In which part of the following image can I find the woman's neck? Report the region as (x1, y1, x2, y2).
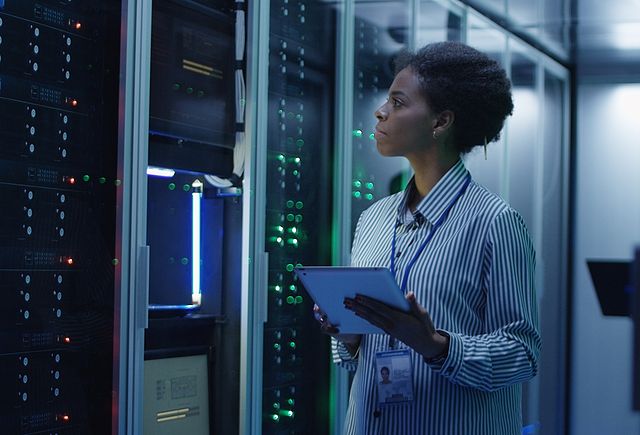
(407, 150, 459, 211)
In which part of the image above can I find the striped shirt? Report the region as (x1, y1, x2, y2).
(333, 160, 540, 435)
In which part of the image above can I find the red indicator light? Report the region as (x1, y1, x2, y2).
(68, 177, 76, 185)
(75, 22, 82, 30)
(64, 336, 71, 343)
(62, 414, 70, 422)
(66, 258, 74, 265)
(71, 99, 78, 107)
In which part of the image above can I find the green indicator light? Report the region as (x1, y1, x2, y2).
(181, 257, 189, 265)
(369, 133, 375, 140)
(168, 183, 176, 190)
(277, 154, 285, 162)
(295, 201, 303, 209)
(287, 238, 298, 246)
(186, 87, 194, 94)
(352, 129, 363, 138)
(273, 343, 281, 350)
(294, 214, 303, 223)
(295, 139, 304, 147)
(114, 179, 122, 186)
(286, 200, 295, 208)
(275, 226, 284, 233)
(287, 398, 295, 406)
(99, 177, 106, 184)
(293, 157, 301, 164)
(365, 182, 374, 189)
(288, 227, 297, 234)
(293, 170, 299, 176)
(273, 402, 280, 410)
(183, 184, 190, 192)
(286, 214, 295, 222)
(82, 175, 90, 182)
(271, 414, 279, 422)
(278, 410, 294, 418)
(172, 83, 180, 91)
(365, 193, 374, 201)
(286, 296, 295, 304)
(111, 258, 119, 266)
(289, 285, 296, 292)
(278, 109, 284, 117)
(295, 295, 303, 304)
(353, 191, 362, 198)
(296, 263, 303, 268)
(353, 180, 362, 188)
(286, 264, 294, 272)
(289, 341, 296, 349)
(273, 285, 282, 293)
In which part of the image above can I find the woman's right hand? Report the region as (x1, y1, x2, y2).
(313, 304, 361, 347)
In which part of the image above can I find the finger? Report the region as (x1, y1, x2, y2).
(406, 292, 424, 318)
(349, 302, 394, 331)
(320, 321, 340, 335)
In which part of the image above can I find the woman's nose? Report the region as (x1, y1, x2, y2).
(375, 105, 386, 120)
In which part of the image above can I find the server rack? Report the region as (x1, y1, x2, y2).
(0, 1, 125, 433)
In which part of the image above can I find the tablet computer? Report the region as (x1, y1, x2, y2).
(294, 266, 410, 334)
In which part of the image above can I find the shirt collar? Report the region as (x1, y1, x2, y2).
(397, 159, 470, 226)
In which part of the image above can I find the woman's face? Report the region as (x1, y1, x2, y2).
(374, 67, 436, 158)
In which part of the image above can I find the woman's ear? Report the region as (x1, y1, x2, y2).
(433, 110, 455, 136)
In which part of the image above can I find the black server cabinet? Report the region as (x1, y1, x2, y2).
(0, 1, 122, 434)
(263, 1, 335, 434)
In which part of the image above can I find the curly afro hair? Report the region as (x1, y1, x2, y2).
(394, 41, 514, 154)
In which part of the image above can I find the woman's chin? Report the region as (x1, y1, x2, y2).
(376, 143, 398, 157)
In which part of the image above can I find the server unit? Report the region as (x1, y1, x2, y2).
(0, 1, 122, 433)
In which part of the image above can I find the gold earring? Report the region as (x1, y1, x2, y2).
(484, 137, 488, 160)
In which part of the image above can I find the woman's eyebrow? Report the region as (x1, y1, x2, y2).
(389, 90, 411, 100)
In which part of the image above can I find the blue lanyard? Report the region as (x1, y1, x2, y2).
(389, 175, 471, 293)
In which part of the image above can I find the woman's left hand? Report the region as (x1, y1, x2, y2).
(344, 291, 448, 359)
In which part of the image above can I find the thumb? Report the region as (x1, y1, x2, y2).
(406, 292, 423, 317)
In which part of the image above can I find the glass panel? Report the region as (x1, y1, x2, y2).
(264, 1, 337, 433)
(351, 0, 411, 235)
(463, 14, 507, 196)
(416, 1, 463, 46)
(507, 43, 538, 232)
(537, 69, 568, 434)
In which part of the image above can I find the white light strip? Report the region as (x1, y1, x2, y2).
(146, 166, 175, 178)
(192, 179, 203, 305)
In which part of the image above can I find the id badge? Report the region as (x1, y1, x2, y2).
(375, 349, 414, 406)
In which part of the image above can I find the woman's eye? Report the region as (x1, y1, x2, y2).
(392, 99, 402, 107)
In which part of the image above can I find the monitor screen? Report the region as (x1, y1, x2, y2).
(143, 354, 210, 435)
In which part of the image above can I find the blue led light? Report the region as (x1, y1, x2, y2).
(192, 179, 203, 305)
(146, 166, 175, 178)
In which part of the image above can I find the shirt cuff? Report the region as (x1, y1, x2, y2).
(332, 337, 359, 364)
(426, 330, 462, 379)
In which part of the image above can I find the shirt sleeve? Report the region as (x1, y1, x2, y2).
(331, 337, 359, 371)
(428, 208, 541, 392)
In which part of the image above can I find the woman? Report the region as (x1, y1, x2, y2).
(316, 41, 540, 434)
